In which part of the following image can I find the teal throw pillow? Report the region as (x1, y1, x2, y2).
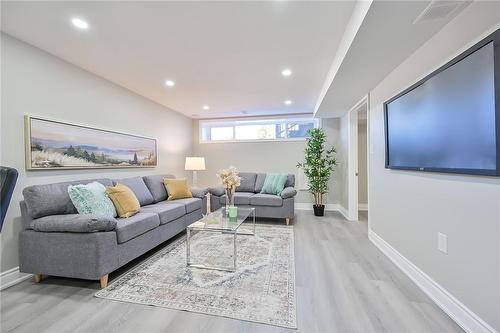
(68, 182, 117, 218)
(260, 173, 288, 195)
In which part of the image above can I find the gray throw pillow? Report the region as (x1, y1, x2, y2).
(113, 177, 154, 206)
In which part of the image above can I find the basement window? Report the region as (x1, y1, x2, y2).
(199, 115, 319, 143)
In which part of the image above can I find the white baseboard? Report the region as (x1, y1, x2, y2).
(368, 229, 498, 333)
(0, 267, 32, 291)
(294, 202, 340, 211)
(358, 203, 368, 211)
(295, 203, 351, 220)
(338, 205, 349, 219)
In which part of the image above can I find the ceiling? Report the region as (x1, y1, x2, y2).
(314, 0, 470, 118)
(1, 1, 356, 119)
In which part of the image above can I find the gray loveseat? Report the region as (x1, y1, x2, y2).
(19, 174, 207, 288)
(209, 172, 297, 225)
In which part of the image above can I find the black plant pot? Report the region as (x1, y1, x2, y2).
(313, 204, 325, 216)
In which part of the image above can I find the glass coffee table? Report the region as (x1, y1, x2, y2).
(186, 207, 256, 272)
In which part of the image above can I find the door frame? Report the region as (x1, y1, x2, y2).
(347, 94, 369, 221)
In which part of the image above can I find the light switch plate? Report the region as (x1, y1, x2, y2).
(438, 232, 448, 254)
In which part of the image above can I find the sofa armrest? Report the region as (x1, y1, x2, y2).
(30, 214, 117, 233)
(281, 187, 297, 199)
(209, 186, 225, 197)
(190, 187, 209, 199)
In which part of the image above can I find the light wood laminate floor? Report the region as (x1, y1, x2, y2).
(0, 210, 463, 333)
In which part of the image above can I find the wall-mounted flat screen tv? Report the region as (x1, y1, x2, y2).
(384, 29, 499, 176)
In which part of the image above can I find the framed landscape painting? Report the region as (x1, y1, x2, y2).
(25, 116, 157, 170)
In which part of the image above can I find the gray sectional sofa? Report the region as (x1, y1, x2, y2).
(209, 172, 297, 225)
(19, 174, 207, 288)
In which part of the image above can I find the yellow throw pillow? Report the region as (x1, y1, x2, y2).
(106, 183, 140, 218)
(163, 178, 192, 200)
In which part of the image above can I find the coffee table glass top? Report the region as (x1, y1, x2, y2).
(188, 207, 254, 232)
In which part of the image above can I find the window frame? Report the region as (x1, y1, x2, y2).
(198, 115, 320, 144)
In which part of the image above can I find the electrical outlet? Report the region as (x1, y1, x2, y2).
(438, 232, 448, 254)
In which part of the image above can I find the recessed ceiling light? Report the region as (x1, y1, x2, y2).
(281, 68, 292, 77)
(165, 80, 175, 87)
(71, 18, 89, 30)
(203, 105, 210, 110)
(284, 100, 292, 105)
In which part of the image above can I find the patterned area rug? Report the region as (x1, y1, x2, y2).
(95, 224, 297, 328)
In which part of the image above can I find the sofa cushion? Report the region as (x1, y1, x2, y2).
(115, 212, 160, 243)
(209, 186, 225, 197)
(190, 187, 209, 198)
(261, 173, 288, 195)
(113, 177, 154, 206)
(30, 214, 117, 233)
(219, 192, 254, 205)
(164, 197, 202, 213)
(141, 203, 185, 225)
(250, 193, 283, 207)
(255, 173, 295, 192)
(254, 173, 266, 193)
(68, 182, 117, 218)
(142, 174, 176, 203)
(23, 178, 113, 219)
(236, 172, 257, 192)
(280, 187, 297, 199)
(106, 183, 141, 218)
(285, 174, 295, 187)
(164, 178, 192, 200)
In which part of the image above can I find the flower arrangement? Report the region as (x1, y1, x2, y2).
(217, 166, 241, 207)
(217, 166, 241, 190)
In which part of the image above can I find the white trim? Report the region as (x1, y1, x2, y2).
(314, 0, 373, 115)
(198, 115, 320, 144)
(345, 95, 370, 222)
(358, 203, 368, 211)
(337, 205, 350, 220)
(366, 93, 372, 231)
(368, 229, 498, 333)
(295, 203, 340, 211)
(197, 113, 314, 122)
(199, 137, 308, 144)
(348, 105, 359, 221)
(0, 267, 32, 290)
(295, 203, 350, 220)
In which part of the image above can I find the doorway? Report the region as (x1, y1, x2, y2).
(357, 108, 368, 222)
(346, 95, 369, 222)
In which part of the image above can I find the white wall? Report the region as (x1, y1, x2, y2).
(358, 119, 367, 205)
(0, 34, 193, 273)
(192, 118, 343, 207)
(369, 3, 500, 331)
(338, 113, 349, 212)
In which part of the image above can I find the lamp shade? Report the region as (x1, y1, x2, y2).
(185, 157, 205, 171)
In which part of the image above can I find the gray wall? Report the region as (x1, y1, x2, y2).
(358, 120, 367, 205)
(192, 118, 342, 206)
(0, 34, 193, 273)
(368, 3, 500, 330)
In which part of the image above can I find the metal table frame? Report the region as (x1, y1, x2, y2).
(186, 208, 255, 272)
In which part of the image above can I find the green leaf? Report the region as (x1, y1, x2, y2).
(297, 128, 337, 204)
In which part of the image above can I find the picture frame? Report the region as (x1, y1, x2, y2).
(24, 115, 158, 170)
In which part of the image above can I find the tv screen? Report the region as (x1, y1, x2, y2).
(384, 34, 499, 176)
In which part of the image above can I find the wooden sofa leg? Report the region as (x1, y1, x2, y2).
(100, 275, 108, 289)
(34, 273, 42, 283)
(286, 218, 290, 225)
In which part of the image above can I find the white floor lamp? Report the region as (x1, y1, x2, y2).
(185, 157, 205, 187)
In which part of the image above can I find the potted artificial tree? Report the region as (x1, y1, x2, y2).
(297, 128, 337, 216)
